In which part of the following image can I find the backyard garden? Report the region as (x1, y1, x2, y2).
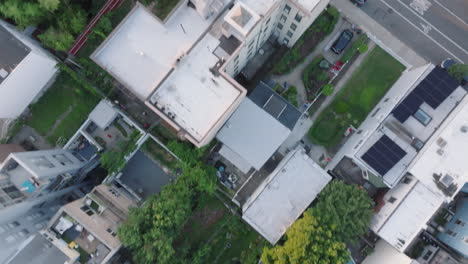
(175, 195, 267, 264)
(26, 71, 100, 146)
(302, 55, 333, 100)
(308, 46, 406, 149)
(272, 6, 340, 75)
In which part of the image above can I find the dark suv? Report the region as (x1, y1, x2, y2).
(331, 30, 354, 54)
(350, 0, 367, 6)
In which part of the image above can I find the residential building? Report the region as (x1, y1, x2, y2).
(327, 64, 468, 254)
(4, 230, 79, 264)
(241, 146, 331, 244)
(0, 148, 87, 209)
(222, 0, 330, 76)
(437, 198, 468, 259)
(362, 240, 419, 264)
(216, 81, 301, 174)
(0, 21, 58, 119)
(91, 0, 329, 147)
(48, 184, 137, 263)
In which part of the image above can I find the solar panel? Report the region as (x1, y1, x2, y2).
(361, 135, 407, 176)
(391, 66, 459, 122)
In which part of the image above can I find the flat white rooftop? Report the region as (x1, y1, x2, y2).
(409, 96, 468, 201)
(92, 3, 223, 100)
(294, 0, 322, 12)
(362, 240, 414, 264)
(371, 180, 444, 252)
(149, 33, 243, 142)
(242, 146, 331, 244)
(240, 0, 277, 17)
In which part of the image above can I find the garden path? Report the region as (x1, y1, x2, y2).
(271, 17, 346, 108)
(311, 41, 376, 121)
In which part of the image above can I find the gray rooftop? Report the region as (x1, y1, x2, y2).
(217, 98, 291, 170)
(0, 24, 30, 84)
(7, 234, 69, 264)
(117, 150, 171, 200)
(249, 82, 301, 130)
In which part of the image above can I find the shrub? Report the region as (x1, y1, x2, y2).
(358, 43, 368, 53)
(333, 101, 349, 113)
(322, 84, 334, 96)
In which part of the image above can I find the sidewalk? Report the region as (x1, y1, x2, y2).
(271, 17, 348, 107)
(331, 0, 427, 68)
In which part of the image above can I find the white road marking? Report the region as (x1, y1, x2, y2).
(379, 0, 465, 63)
(409, 0, 431, 15)
(420, 23, 432, 34)
(433, 0, 468, 26)
(396, 0, 468, 55)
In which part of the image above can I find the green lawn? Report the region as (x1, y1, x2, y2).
(27, 72, 99, 145)
(178, 196, 267, 264)
(309, 46, 405, 147)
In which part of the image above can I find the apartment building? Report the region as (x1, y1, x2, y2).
(0, 20, 58, 120)
(327, 64, 468, 254)
(91, 0, 329, 148)
(47, 184, 136, 263)
(0, 149, 88, 210)
(4, 230, 80, 264)
(222, 0, 329, 76)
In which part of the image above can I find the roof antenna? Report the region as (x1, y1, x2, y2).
(180, 24, 186, 34)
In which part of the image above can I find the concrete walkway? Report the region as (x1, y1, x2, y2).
(311, 41, 376, 121)
(271, 17, 348, 107)
(331, 0, 427, 68)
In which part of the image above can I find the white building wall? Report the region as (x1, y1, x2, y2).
(5, 149, 86, 180)
(276, 0, 330, 47)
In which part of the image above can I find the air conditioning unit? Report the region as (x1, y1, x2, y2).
(436, 137, 447, 148)
(440, 174, 454, 188)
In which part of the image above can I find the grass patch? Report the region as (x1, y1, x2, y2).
(177, 196, 267, 263)
(142, 139, 179, 170)
(341, 34, 369, 63)
(272, 7, 339, 75)
(27, 72, 99, 145)
(308, 46, 405, 147)
(150, 123, 178, 143)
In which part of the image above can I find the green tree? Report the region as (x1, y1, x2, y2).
(38, 27, 74, 51)
(312, 180, 374, 243)
(448, 64, 468, 82)
(261, 211, 350, 264)
(0, 0, 45, 28)
(322, 84, 334, 96)
(57, 6, 87, 34)
(38, 0, 60, 11)
(118, 179, 194, 264)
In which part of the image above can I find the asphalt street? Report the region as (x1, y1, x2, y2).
(360, 0, 468, 64)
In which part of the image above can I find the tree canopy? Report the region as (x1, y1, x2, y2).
(262, 211, 350, 264)
(311, 180, 374, 243)
(448, 64, 468, 82)
(118, 140, 217, 264)
(261, 180, 374, 264)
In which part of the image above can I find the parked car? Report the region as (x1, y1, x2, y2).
(350, 0, 367, 6)
(331, 30, 354, 54)
(440, 58, 457, 69)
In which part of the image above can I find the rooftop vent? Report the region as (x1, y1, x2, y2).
(440, 174, 454, 188)
(461, 126, 468, 133)
(0, 68, 8, 78)
(436, 137, 447, 148)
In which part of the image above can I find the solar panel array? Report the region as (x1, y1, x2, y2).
(361, 135, 407, 176)
(392, 67, 459, 123)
